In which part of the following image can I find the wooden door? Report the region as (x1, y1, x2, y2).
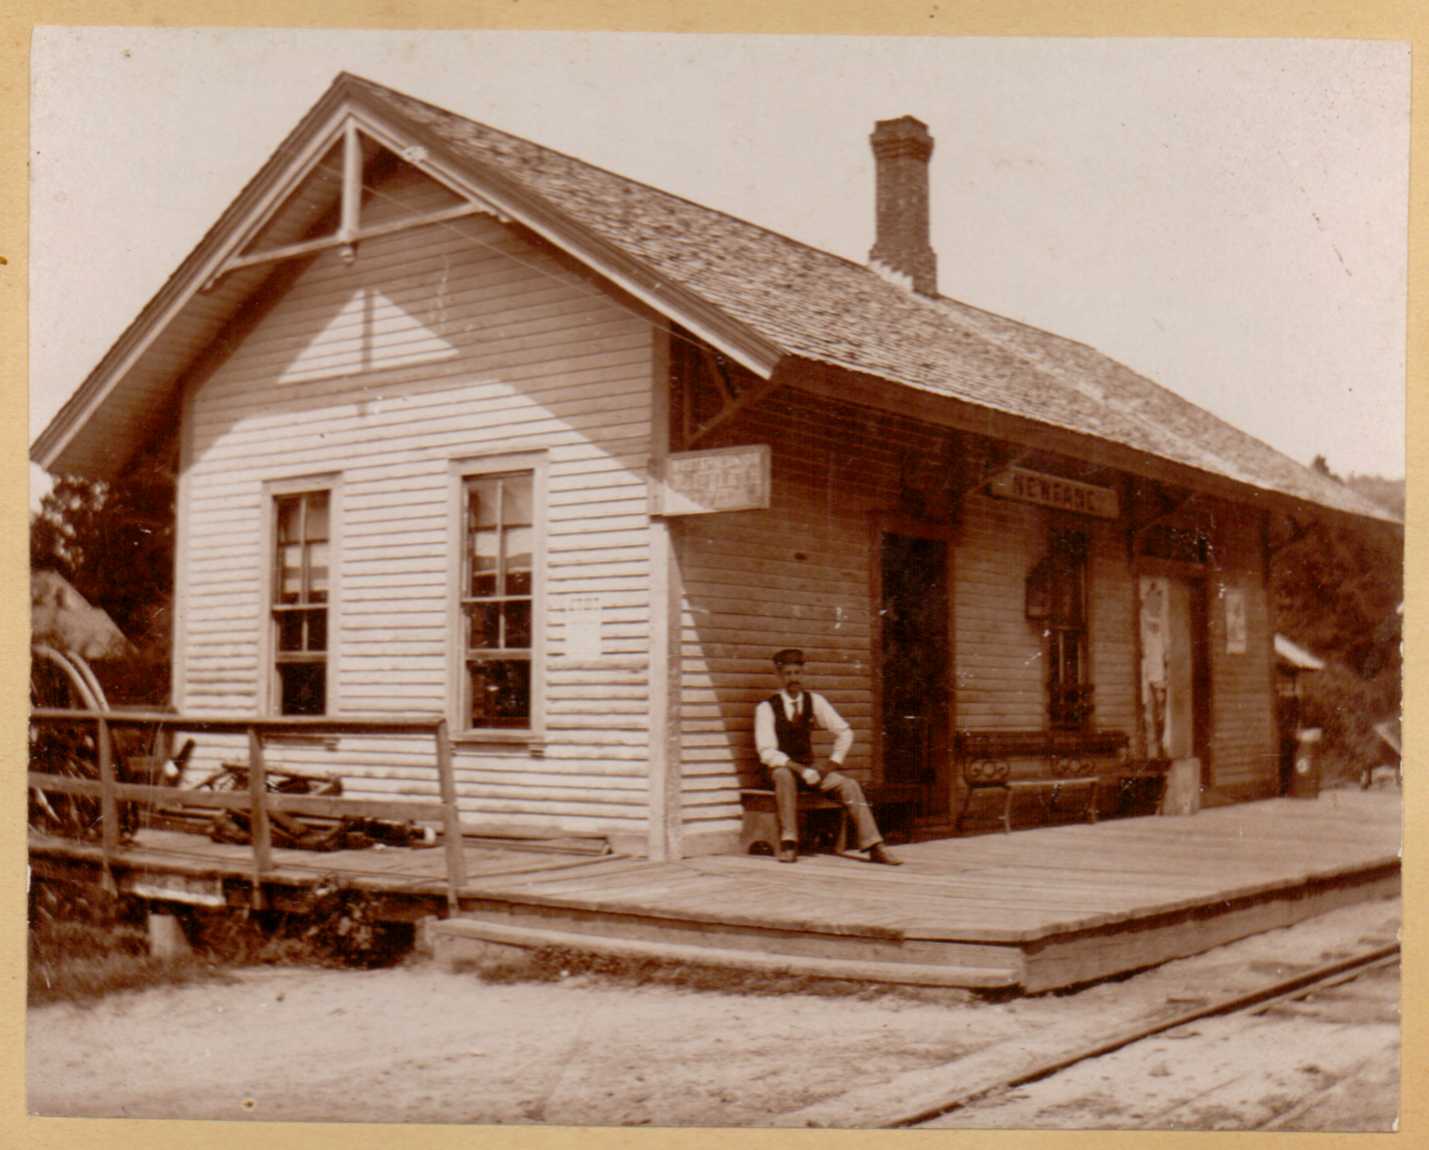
(879, 532, 951, 820)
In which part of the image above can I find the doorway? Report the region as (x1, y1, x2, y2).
(1139, 573, 1212, 782)
(879, 531, 951, 822)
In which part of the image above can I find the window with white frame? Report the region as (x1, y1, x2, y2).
(272, 489, 330, 715)
(461, 471, 536, 729)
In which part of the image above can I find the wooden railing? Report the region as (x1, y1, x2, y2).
(28, 709, 468, 913)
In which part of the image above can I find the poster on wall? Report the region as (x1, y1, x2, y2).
(563, 595, 604, 659)
(1139, 576, 1170, 759)
(1224, 586, 1247, 654)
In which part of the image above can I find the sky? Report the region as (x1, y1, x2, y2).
(28, 29, 1410, 502)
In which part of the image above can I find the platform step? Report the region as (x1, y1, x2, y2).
(431, 918, 1021, 989)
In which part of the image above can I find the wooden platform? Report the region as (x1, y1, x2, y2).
(29, 789, 1401, 993)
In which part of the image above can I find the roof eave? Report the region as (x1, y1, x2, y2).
(783, 356, 1402, 530)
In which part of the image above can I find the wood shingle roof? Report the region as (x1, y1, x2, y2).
(34, 72, 1397, 525)
(352, 76, 1395, 524)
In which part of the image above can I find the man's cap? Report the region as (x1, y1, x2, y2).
(772, 648, 805, 668)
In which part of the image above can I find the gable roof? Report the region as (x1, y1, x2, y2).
(34, 72, 1396, 526)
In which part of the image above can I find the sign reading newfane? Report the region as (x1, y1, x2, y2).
(988, 467, 1120, 520)
(658, 445, 771, 516)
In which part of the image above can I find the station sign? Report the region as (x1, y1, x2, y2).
(988, 467, 1120, 520)
(656, 444, 771, 516)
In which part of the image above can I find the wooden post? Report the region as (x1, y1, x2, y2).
(96, 717, 118, 894)
(434, 720, 467, 913)
(338, 120, 362, 261)
(246, 727, 272, 908)
(647, 328, 684, 861)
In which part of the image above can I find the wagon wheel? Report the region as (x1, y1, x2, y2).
(29, 644, 109, 838)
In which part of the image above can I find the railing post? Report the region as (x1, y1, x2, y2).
(96, 716, 118, 894)
(247, 727, 273, 909)
(434, 720, 466, 913)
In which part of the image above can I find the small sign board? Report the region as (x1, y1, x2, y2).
(988, 467, 1120, 520)
(1224, 586, 1247, 654)
(657, 445, 771, 516)
(563, 595, 604, 659)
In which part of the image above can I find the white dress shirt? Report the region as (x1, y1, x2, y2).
(754, 690, 854, 769)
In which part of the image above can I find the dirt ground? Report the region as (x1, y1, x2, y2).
(27, 895, 1400, 1129)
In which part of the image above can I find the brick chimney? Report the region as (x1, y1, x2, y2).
(868, 116, 937, 296)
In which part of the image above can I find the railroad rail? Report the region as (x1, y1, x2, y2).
(887, 942, 1401, 1129)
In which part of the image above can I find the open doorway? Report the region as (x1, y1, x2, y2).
(1139, 573, 1212, 784)
(879, 530, 951, 823)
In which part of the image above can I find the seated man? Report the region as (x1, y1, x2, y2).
(753, 648, 902, 865)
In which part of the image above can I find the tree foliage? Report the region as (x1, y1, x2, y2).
(1270, 464, 1402, 777)
(30, 441, 176, 705)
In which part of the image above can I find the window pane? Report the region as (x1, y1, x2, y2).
(505, 526, 533, 595)
(1062, 636, 1079, 687)
(468, 478, 500, 529)
(307, 542, 329, 604)
(306, 608, 327, 654)
(277, 497, 303, 544)
(502, 476, 533, 526)
(468, 659, 531, 727)
(469, 531, 499, 598)
(278, 544, 304, 604)
(278, 662, 325, 716)
(276, 611, 305, 652)
(504, 601, 532, 649)
(467, 602, 500, 651)
(305, 492, 330, 541)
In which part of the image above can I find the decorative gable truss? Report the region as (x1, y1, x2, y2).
(34, 75, 783, 482)
(202, 117, 507, 293)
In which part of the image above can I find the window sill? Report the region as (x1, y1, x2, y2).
(452, 731, 547, 755)
(268, 732, 341, 751)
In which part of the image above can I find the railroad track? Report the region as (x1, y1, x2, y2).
(880, 942, 1400, 1129)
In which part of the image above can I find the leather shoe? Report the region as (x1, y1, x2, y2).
(867, 843, 902, 866)
(777, 842, 798, 864)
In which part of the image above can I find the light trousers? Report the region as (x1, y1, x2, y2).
(770, 764, 882, 850)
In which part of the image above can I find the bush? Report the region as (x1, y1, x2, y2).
(264, 877, 414, 969)
(1300, 662, 1399, 784)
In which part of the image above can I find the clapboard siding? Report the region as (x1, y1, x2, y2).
(953, 492, 1045, 730)
(673, 382, 1236, 841)
(177, 164, 655, 839)
(677, 389, 941, 833)
(1204, 501, 1278, 793)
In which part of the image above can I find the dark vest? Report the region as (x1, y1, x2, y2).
(770, 692, 815, 766)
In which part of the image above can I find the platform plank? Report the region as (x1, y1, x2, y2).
(31, 790, 1400, 991)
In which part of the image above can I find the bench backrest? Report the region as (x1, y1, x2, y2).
(954, 729, 1131, 783)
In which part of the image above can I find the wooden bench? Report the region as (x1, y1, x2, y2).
(954, 730, 1130, 834)
(738, 782, 923, 856)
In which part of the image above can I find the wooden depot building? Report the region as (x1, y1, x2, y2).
(32, 74, 1397, 861)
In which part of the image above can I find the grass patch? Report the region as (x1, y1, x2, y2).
(28, 885, 231, 1007)
(454, 943, 978, 1005)
(29, 920, 232, 1007)
(28, 876, 413, 1007)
